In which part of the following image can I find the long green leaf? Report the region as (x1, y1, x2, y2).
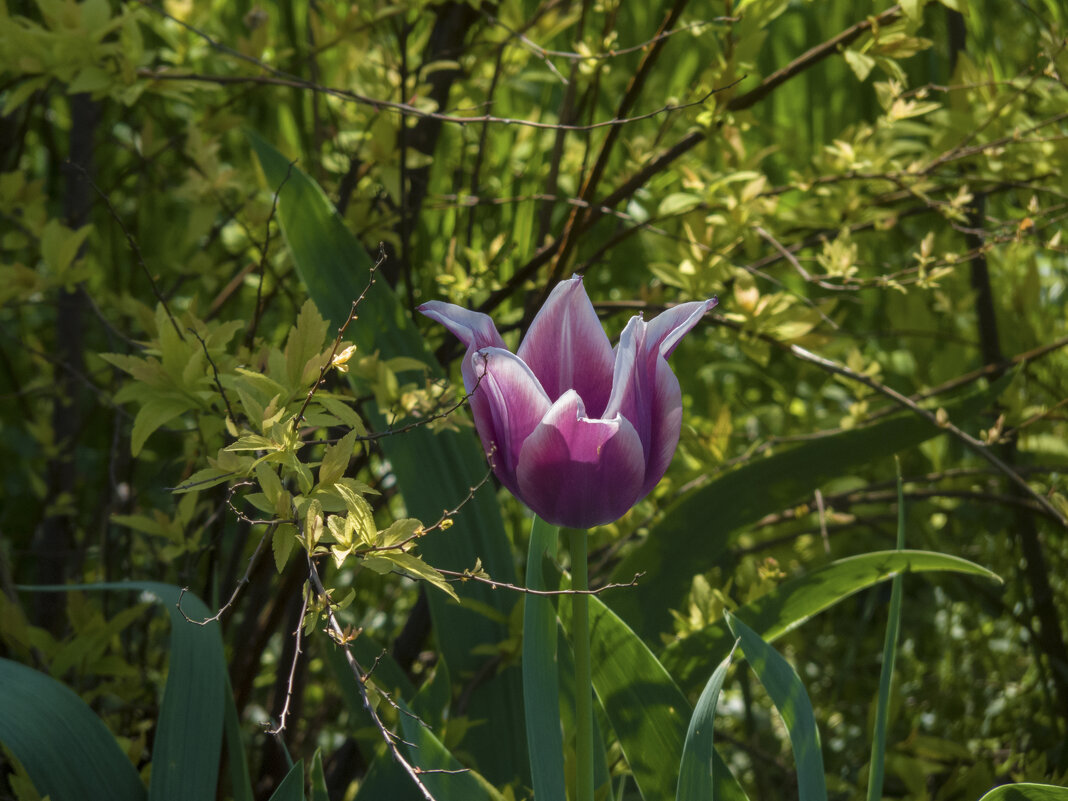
(726, 612, 827, 801)
(522, 516, 567, 801)
(608, 380, 1007, 641)
(249, 131, 527, 784)
(310, 749, 329, 801)
(977, 784, 1068, 801)
(19, 582, 234, 801)
(663, 550, 1001, 694)
(269, 760, 305, 801)
(141, 583, 227, 801)
(397, 699, 506, 801)
(560, 595, 748, 801)
(0, 657, 146, 801)
(867, 462, 907, 801)
(677, 644, 738, 801)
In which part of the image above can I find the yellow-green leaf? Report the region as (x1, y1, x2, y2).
(273, 524, 296, 573)
(371, 551, 458, 602)
(319, 429, 358, 487)
(131, 398, 191, 456)
(379, 518, 422, 549)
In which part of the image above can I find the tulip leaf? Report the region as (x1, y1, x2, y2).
(249, 131, 527, 784)
(676, 644, 738, 801)
(0, 656, 146, 801)
(977, 785, 1068, 801)
(15, 582, 246, 801)
(560, 594, 748, 801)
(726, 612, 828, 801)
(663, 550, 1000, 694)
(397, 700, 505, 801)
(310, 750, 329, 801)
(523, 517, 567, 801)
(867, 462, 907, 801)
(608, 378, 1008, 641)
(268, 760, 305, 801)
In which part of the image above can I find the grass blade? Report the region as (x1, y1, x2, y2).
(523, 516, 567, 801)
(0, 656, 146, 801)
(726, 612, 827, 801)
(677, 643, 738, 801)
(867, 461, 907, 801)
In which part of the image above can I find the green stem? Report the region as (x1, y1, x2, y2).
(570, 528, 594, 801)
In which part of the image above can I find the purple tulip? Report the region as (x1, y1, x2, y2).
(419, 277, 716, 528)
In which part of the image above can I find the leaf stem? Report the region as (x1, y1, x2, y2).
(570, 528, 594, 801)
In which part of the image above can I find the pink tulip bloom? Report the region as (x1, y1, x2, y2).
(420, 277, 716, 528)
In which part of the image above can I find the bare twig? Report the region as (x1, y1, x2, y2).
(138, 69, 721, 132)
(484, 15, 734, 64)
(187, 326, 237, 423)
(248, 159, 296, 346)
(175, 525, 273, 625)
(437, 567, 645, 595)
(304, 553, 440, 801)
(788, 344, 1068, 528)
(266, 584, 310, 735)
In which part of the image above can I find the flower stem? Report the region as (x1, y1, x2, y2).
(570, 528, 594, 801)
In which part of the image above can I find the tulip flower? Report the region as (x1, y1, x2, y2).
(419, 276, 716, 528)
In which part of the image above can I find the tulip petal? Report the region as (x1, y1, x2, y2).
(467, 347, 552, 497)
(605, 298, 715, 497)
(516, 390, 645, 528)
(418, 301, 507, 359)
(517, 276, 615, 417)
(645, 299, 717, 360)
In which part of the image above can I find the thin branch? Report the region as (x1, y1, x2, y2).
(175, 525, 273, 625)
(484, 15, 735, 64)
(305, 553, 439, 801)
(137, 69, 721, 132)
(248, 159, 296, 346)
(787, 344, 1068, 529)
(727, 5, 902, 112)
(266, 584, 310, 735)
(187, 326, 237, 423)
(437, 567, 645, 595)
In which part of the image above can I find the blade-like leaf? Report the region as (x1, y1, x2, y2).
(867, 463, 907, 801)
(0, 657, 146, 801)
(250, 131, 527, 784)
(609, 380, 1007, 641)
(977, 785, 1068, 801)
(560, 595, 748, 801)
(726, 612, 827, 801)
(523, 516, 567, 801)
(310, 750, 329, 801)
(20, 583, 236, 801)
(397, 699, 506, 801)
(677, 643, 738, 801)
(664, 550, 1001, 694)
(269, 760, 305, 801)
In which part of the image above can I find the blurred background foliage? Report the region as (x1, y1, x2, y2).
(1, 0, 1067, 798)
